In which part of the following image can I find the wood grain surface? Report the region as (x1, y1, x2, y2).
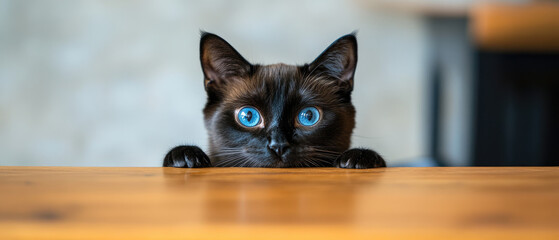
(1, 167, 558, 239)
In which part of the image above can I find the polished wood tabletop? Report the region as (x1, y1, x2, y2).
(1, 167, 558, 239)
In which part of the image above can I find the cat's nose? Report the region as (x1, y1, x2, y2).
(267, 141, 290, 158)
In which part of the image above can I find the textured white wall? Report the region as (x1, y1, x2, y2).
(0, 0, 428, 166)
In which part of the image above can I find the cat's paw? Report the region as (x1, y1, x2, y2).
(334, 148, 386, 169)
(163, 145, 212, 168)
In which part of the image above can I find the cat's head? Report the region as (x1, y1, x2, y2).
(200, 32, 358, 167)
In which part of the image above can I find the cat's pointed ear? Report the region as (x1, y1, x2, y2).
(200, 32, 252, 96)
(308, 33, 357, 92)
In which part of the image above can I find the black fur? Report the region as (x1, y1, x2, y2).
(335, 148, 386, 169)
(163, 145, 211, 168)
(163, 32, 386, 168)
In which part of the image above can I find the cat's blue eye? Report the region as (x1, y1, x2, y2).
(298, 107, 320, 126)
(237, 107, 261, 127)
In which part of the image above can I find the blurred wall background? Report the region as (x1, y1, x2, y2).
(1, 0, 443, 166)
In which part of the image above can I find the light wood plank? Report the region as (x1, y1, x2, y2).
(1, 167, 558, 239)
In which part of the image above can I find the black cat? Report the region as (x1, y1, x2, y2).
(163, 32, 386, 169)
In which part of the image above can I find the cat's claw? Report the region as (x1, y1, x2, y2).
(335, 148, 386, 169)
(163, 145, 212, 168)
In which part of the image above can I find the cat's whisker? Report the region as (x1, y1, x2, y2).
(213, 157, 242, 165)
(311, 152, 340, 158)
(236, 157, 256, 168)
(214, 154, 247, 167)
(304, 157, 319, 167)
(306, 149, 341, 157)
(231, 157, 247, 167)
(302, 154, 331, 167)
(212, 152, 243, 157)
(299, 149, 338, 167)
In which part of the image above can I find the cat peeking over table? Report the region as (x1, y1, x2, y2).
(163, 32, 386, 169)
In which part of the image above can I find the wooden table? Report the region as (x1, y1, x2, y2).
(1, 167, 558, 239)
